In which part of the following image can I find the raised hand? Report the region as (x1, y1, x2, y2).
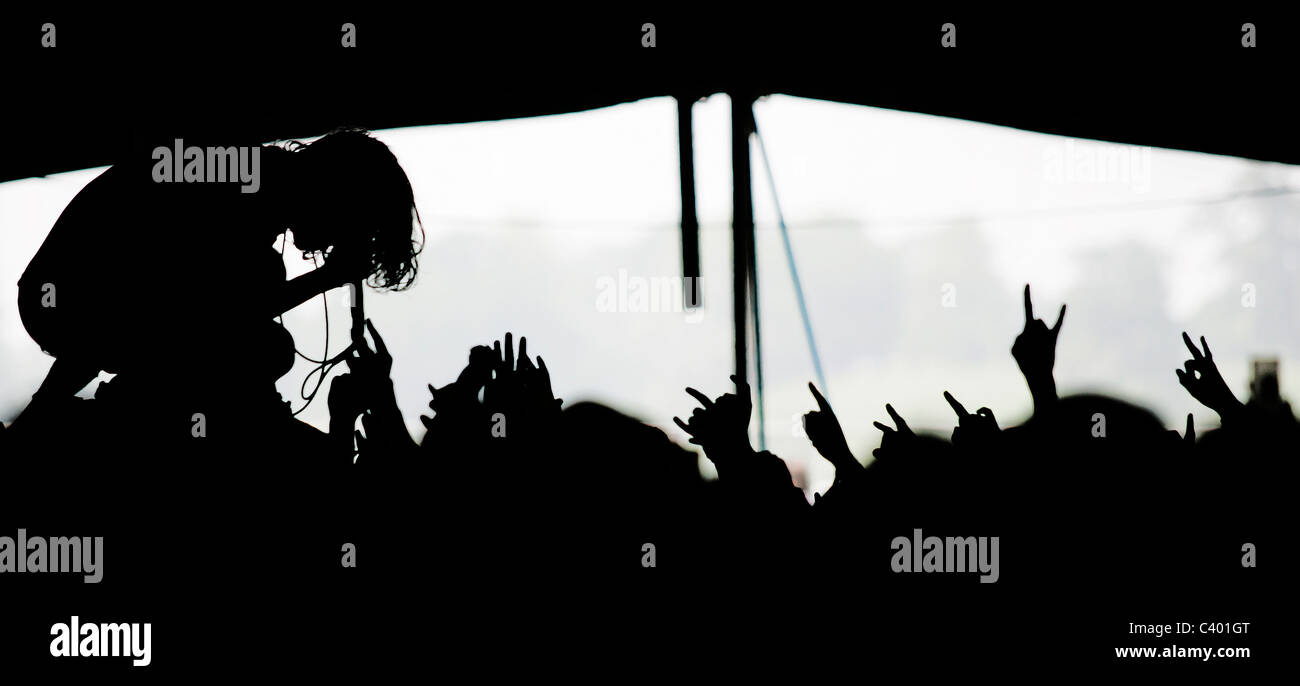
(1175, 332, 1242, 422)
(1011, 284, 1065, 411)
(1164, 413, 1196, 450)
(674, 377, 803, 499)
(483, 332, 519, 407)
(422, 345, 492, 425)
(673, 375, 753, 459)
(803, 383, 863, 480)
(419, 383, 443, 436)
(461, 345, 496, 389)
(872, 404, 918, 460)
(333, 320, 394, 430)
(944, 390, 1000, 447)
(340, 319, 414, 456)
(514, 336, 561, 412)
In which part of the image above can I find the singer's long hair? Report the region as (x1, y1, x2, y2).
(290, 127, 424, 290)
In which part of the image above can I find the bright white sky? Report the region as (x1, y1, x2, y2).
(3, 95, 1298, 495)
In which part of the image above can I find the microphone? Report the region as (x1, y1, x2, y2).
(349, 279, 365, 346)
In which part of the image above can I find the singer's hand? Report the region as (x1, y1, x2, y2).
(349, 319, 393, 387)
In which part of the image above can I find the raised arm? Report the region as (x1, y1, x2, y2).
(1011, 285, 1066, 415)
(1175, 332, 1244, 425)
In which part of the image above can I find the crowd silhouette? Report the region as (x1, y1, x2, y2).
(2, 281, 1289, 568)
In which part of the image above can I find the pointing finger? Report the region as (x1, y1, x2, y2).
(1182, 332, 1202, 360)
(365, 319, 388, 358)
(730, 374, 751, 393)
(809, 382, 831, 411)
(685, 387, 714, 408)
(943, 390, 969, 418)
(885, 404, 910, 433)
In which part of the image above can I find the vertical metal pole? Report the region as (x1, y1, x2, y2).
(731, 95, 752, 390)
(745, 107, 765, 452)
(732, 93, 763, 449)
(677, 95, 701, 309)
